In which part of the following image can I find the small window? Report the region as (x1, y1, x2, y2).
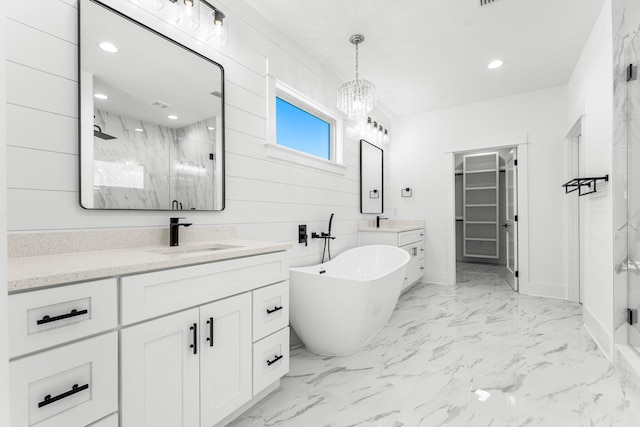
(276, 97, 331, 160)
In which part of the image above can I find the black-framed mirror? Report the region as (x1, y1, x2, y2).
(360, 139, 383, 214)
(79, 0, 225, 211)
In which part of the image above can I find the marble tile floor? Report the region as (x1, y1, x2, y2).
(229, 262, 640, 427)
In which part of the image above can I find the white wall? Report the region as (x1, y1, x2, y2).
(391, 86, 568, 297)
(566, 0, 614, 357)
(4, 0, 392, 268)
(0, 0, 10, 421)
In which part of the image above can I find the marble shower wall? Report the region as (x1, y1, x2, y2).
(93, 109, 172, 209)
(172, 119, 218, 211)
(613, 0, 640, 349)
(93, 110, 217, 210)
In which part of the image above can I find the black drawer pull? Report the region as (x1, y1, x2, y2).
(206, 318, 214, 347)
(38, 383, 89, 408)
(266, 354, 283, 366)
(266, 306, 283, 314)
(37, 309, 88, 325)
(189, 323, 197, 355)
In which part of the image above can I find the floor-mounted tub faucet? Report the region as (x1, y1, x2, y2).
(170, 217, 192, 246)
(376, 216, 388, 228)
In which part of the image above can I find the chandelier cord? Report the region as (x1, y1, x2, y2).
(354, 42, 359, 81)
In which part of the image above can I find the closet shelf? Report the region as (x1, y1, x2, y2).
(466, 186, 497, 191)
(562, 175, 609, 196)
(466, 204, 497, 207)
(465, 169, 498, 174)
(466, 238, 497, 242)
(465, 221, 497, 224)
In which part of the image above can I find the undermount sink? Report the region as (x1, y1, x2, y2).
(148, 244, 242, 255)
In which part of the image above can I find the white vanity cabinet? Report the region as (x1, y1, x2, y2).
(119, 250, 290, 427)
(120, 293, 252, 427)
(8, 247, 290, 427)
(359, 228, 425, 291)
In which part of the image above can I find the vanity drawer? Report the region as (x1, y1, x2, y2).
(398, 229, 424, 246)
(10, 332, 118, 427)
(253, 327, 290, 395)
(252, 281, 289, 342)
(120, 251, 289, 325)
(9, 278, 117, 358)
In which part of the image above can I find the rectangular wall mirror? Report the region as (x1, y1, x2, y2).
(360, 140, 383, 214)
(79, 0, 225, 211)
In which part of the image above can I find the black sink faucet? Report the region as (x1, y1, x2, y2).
(170, 217, 192, 246)
(376, 216, 388, 228)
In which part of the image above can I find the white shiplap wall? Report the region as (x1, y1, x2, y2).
(5, 0, 393, 268)
(1, 0, 11, 420)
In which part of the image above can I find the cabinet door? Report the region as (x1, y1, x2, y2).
(200, 293, 252, 427)
(401, 243, 421, 289)
(121, 308, 200, 427)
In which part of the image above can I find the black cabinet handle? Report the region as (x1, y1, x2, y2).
(266, 306, 283, 314)
(206, 317, 214, 347)
(189, 323, 197, 355)
(266, 354, 283, 366)
(38, 383, 89, 408)
(37, 309, 88, 325)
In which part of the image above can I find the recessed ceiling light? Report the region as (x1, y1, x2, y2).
(168, 115, 178, 120)
(99, 42, 118, 53)
(488, 59, 504, 69)
(207, 126, 215, 130)
(94, 93, 109, 100)
(134, 128, 144, 132)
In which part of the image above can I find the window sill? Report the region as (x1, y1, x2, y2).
(264, 143, 348, 175)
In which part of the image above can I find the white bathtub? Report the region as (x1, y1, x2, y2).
(289, 245, 410, 356)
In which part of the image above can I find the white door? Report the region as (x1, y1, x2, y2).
(200, 293, 252, 427)
(504, 149, 519, 291)
(120, 308, 200, 427)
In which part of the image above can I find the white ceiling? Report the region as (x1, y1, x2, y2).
(244, 0, 606, 117)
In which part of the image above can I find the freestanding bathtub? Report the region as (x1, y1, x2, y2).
(289, 245, 410, 356)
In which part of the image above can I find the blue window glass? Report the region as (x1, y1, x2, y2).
(276, 97, 331, 160)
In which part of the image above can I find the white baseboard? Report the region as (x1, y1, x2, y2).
(522, 281, 567, 300)
(423, 271, 449, 286)
(583, 306, 614, 361)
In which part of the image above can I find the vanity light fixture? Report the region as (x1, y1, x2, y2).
(99, 42, 118, 53)
(487, 59, 504, 69)
(175, 0, 200, 30)
(163, 0, 228, 46)
(207, 6, 227, 46)
(94, 93, 109, 100)
(365, 116, 390, 144)
(337, 34, 377, 120)
(168, 115, 178, 120)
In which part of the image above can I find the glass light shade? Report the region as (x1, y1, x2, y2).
(176, 0, 200, 31)
(129, 0, 164, 11)
(337, 78, 377, 120)
(207, 11, 228, 47)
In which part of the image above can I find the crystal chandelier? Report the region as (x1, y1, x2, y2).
(337, 34, 377, 120)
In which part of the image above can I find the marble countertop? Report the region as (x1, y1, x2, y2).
(358, 220, 425, 233)
(8, 239, 292, 293)
(358, 225, 424, 233)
